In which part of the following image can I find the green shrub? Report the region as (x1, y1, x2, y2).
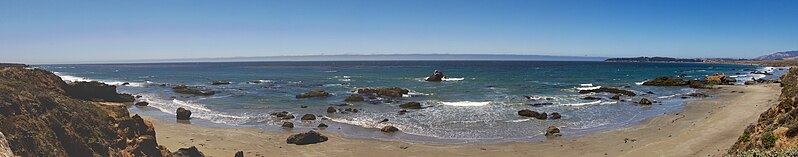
(763, 132, 779, 149)
(740, 132, 751, 142)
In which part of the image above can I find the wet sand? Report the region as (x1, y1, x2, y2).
(144, 83, 780, 157)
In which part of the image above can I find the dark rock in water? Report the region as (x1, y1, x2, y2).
(300, 114, 316, 120)
(425, 70, 446, 82)
(345, 94, 365, 102)
(583, 96, 602, 100)
(326, 107, 337, 113)
(550, 112, 562, 119)
(610, 94, 621, 100)
(529, 102, 555, 106)
(646, 91, 655, 94)
(688, 93, 708, 98)
(135, 101, 149, 106)
(643, 77, 690, 86)
(399, 102, 423, 109)
(579, 87, 636, 96)
(638, 98, 652, 105)
(678, 74, 688, 77)
(318, 123, 328, 128)
(271, 111, 289, 117)
(518, 109, 547, 120)
(211, 81, 231, 85)
(546, 126, 562, 137)
(336, 103, 350, 106)
(172, 85, 216, 96)
(296, 90, 330, 98)
(64, 81, 135, 102)
(356, 87, 410, 98)
(344, 108, 359, 113)
(235, 151, 244, 157)
(176, 107, 192, 120)
(160, 84, 168, 87)
(173, 146, 205, 157)
(381, 125, 400, 132)
(300, 105, 308, 108)
(398, 110, 408, 115)
(286, 131, 328, 145)
(379, 119, 389, 123)
(122, 82, 130, 86)
(282, 114, 295, 120)
(282, 122, 294, 128)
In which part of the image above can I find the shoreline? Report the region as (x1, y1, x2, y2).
(142, 83, 781, 157)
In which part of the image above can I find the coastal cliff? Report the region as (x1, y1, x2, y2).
(0, 66, 200, 156)
(729, 67, 798, 155)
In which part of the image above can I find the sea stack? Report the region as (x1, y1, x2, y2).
(425, 70, 446, 81)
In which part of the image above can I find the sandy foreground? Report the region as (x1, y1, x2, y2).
(143, 84, 781, 157)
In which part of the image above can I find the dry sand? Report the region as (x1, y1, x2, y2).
(144, 84, 781, 157)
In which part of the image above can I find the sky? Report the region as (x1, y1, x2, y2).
(1, 0, 797, 64)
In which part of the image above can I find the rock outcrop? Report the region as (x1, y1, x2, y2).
(578, 87, 636, 96)
(546, 126, 562, 137)
(286, 131, 328, 145)
(172, 85, 216, 96)
(399, 102, 423, 109)
(518, 109, 547, 120)
(211, 81, 231, 85)
(63, 81, 135, 102)
(0, 132, 14, 157)
(705, 74, 736, 85)
(0, 66, 203, 156)
(295, 90, 330, 98)
(176, 107, 192, 120)
(425, 70, 446, 81)
(643, 77, 690, 86)
(356, 87, 410, 98)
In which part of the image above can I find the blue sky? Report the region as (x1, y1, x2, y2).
(1, 0, 797, 63)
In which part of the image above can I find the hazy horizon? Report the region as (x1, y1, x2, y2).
(2, 0, 797, 64)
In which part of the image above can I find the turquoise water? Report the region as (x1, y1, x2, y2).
(39, 61, 774, 143)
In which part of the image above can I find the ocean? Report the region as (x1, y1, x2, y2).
(38, 61, 781, 143)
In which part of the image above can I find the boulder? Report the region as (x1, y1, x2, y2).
(545, 126, 562, 137)
(356, 87, 410, 98)
(270, 111, 289, 117)
(282, 114, 295, 120)
(550, 112, 562, 119)
(583, 96, 602, 100)
(643, 77, 690, 86)
(578, 87, 636, 96)
(176, 107, 192, 120)
(318, 123, 328, 128)
(63, 81, 135, 102)
(135, 101, 149, 106)
(381, 125, 400, 133)
(345, 94, 365, 102)
(296, 90, 330, 98)
(398, 110, 408, 115)
(638, 98, 652, 105)
(282, 122, 294, 128)
(211, 81, 231, 85)
(172, 146, 205, 157)
(172, 85, 216, 96)
(235, 151, 244, 157)
(301, 114, 316, 120)
(518, 109, 547, 120)
(286, 131, 328, 145)
(326, 107, 337, 113)
(425, 70, 446, 82)
(399, 102, 423, 109)
(344, 108, 359, 113)
(610, 94, 621, 100)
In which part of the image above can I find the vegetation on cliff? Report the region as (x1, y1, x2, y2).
(729, 67, 798, 155)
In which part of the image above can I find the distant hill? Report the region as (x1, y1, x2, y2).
(754, 50, 798, 60)
(605, 57, 703, 63)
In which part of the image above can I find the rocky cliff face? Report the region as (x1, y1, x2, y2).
(729, 68, 798, 154)
(0, 66, 196, 157)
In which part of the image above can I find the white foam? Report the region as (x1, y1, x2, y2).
(580, 84, 593, 87)
(442, 77, 465, 81)
(505, 118, 533, 123)
(635, 81, 646, 85)
(440, 101, 491, 107)
(138, 94, 249, 124)
(576, 86, 601, 91)
(657, 94, 679, 99)
(559, 100, 611, 106)
(56, 73, 94, 82)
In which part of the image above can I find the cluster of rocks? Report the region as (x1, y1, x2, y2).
(517, 109, 562, 120)
(172, 85, 216, 96)
(643, 74, 737, 89)
(295, 89, 330, 98)
(356, 87, 410, 98)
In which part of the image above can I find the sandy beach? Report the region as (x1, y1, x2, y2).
(144, 84, 780, 157)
